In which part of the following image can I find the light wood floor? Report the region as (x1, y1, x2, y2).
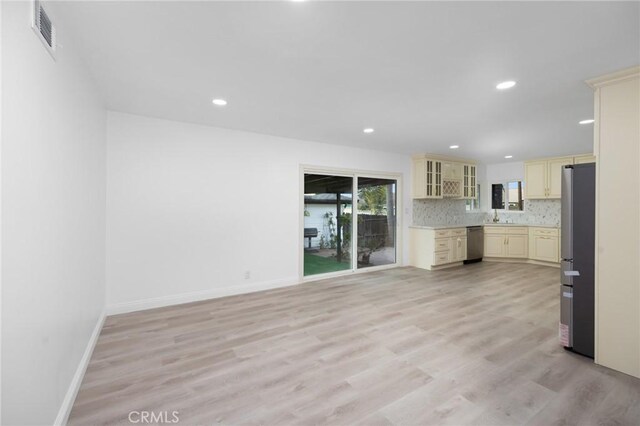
(70, 263, 640, 425)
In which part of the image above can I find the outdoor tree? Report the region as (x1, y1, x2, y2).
(358, 186, 387, 214)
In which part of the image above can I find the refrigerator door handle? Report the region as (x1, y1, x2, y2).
(561, 166, 573, 260)
(561, 260, 574, 285)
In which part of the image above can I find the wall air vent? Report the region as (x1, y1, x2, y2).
(32, 0, 56, 58)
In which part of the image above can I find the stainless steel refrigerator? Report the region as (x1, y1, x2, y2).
(560, 163, 596, 358)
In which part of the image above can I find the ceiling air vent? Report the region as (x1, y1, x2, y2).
(32, 0, 56, 58)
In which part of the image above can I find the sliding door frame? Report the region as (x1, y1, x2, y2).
(299, 165, 403, 283)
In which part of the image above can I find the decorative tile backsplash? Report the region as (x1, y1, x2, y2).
(495, 199, 561, 226)
(412, 199, 483, 226)
(413, 199, 561, 227)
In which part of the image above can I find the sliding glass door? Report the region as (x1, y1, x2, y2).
(303, 174, 353, 277)
(302, 169, 399, 278)
(356, 177, 397, 269)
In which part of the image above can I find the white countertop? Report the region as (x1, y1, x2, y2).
(483, 223, 559, 228)
(410, 223, 559, 230)
(409, 224, 481, 230)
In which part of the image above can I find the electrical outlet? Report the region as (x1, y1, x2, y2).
(244, 270, 251, 280)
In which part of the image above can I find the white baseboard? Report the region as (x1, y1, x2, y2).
(106, 277, 301, 316)
(54, 310, 106, 426)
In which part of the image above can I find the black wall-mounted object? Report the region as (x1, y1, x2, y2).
(491, 184, 504, 209)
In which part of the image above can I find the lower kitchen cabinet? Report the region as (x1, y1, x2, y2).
(411, 225, 560, 270)
(451, 235, 467, 262)
(484, 234, 506, 257)
(410, 227, 467, 270)
(484, 226, 528, 259)
(505, 234, 528, 258)
(528, 227, 560, 263)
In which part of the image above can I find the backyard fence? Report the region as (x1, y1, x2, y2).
(358, 214, 395, 247)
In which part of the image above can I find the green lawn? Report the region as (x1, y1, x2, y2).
(304, 252, 351, 276)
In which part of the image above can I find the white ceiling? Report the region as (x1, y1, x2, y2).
(56, 1, 639, 163)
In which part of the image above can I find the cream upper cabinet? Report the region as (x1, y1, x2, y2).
(412, 157, 426, 198)
(574, 154, 596, 164)
(525, 156, 573, 199)
(413, 155, 475, 200)
(442, 162, 463, 198)
(462, 164, 477, 199)
(548, 157, 574, 198)
(428, 159, 442, 198)
(454, 163, 463, 180)
(442, 162, 463, 180)
(412, 157, 442, 199)
(524, 161, 547, 199)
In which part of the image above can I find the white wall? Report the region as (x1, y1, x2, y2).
(0, 0, 4, 421)
(106, 112, 411, 312)
(1, 2, 107, 424)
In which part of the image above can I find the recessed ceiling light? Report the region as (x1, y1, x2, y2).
(505, 155, 513, 159)
(449, 145, 459, 149)
(212, 98, 227, 106)
(363, 128, 375, 134)
(579, 119, 595, 125)
(496, 81, 517, 90)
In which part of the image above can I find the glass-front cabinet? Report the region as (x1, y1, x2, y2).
(463, 164, 477, 199)
(412, 156, 442, 199)
(412, 155, 474, 200)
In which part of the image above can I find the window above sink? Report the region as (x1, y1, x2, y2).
(492, 181, 525, 211)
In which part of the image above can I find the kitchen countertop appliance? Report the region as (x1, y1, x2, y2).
(560, 163, 596, 358)
(464, 226, 484, 264)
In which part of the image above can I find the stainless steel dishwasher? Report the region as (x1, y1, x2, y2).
(464, 226, 484, 264)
